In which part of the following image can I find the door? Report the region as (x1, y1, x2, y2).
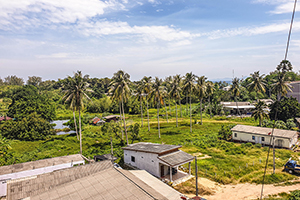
(255, 136, 259, 144)
(160, 165, 164, 177)
(278, 139, 283, 148)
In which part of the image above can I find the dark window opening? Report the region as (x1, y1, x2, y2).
(131, 156, 135, 162)
(234, 133, 237, 137)
(252, 136, 255, 140)
(262, 137, 265, 142)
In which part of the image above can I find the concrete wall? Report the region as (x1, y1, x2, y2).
(124, 150, 160, 177)
(232, 131, 295, 148)
(0, 160, 84, 197)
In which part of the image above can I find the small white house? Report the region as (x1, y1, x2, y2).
(231, 125, 299, 149)
(122, 142, 194, 182)
(0, 154, 85, 197)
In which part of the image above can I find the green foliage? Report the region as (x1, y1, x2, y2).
(101, 121, 124, 145)
(7, 85, 56, 121)
(218, 124, 234, 141)
(129, 123, 141, 144)
(269, 97, 300, 122)
(0, 112, 54, 141)
(86, 96, 112, 113)
(289, 190, 300, 200)
(262, 118, 296, 130)
(0, 134, 12, 165)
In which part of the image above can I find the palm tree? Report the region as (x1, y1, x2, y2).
(247, 71, 266, 99)
(229, 77, 242, 117)
(62, 76, 79, 140)
(251, 101, 269, 126)
(142, 76, 152, 132)
(183, 72, 196, 132)
(196, 76, 207, 125)
(62, 71, 92, 154)
(109, 70, 131, 145)
(149, 77, 166, 138)
(170, 75, 182, 127)
(135, 81, 144, 127)
(164, 76, 173, 113)
(206, 81, 215, 118)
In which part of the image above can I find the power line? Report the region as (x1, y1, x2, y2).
(260, 0, 297, 199)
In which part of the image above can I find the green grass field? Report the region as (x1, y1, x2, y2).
(3, 106, 300, 188)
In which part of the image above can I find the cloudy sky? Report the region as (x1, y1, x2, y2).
(0, 0, 299, 81)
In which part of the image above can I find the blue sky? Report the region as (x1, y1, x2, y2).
(0, 0, 299, 81)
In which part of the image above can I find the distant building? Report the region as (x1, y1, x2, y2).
(254, 99, 273, 106)
(221, 102, 255, 115)
(0, 154, 85, 197)
(286, 81, 300, 103)
(90, 117, 105, 125)
(103, 115, 121, 122)
(123, 142, 194, 184)
(221, 85, 231, 91)
(231, 125, 298, 149)
(0, 116, 12, 122)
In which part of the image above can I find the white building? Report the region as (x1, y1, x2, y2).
(0, 154, 85, 197)
(231, 125, 298, 149)
(123, 142, 194, 183)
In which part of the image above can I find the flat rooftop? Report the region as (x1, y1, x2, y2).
(122, 142, 181, 154)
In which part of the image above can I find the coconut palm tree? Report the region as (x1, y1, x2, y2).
(109, 70, 131, 145)
(149, 77, 166, 138)
(251, 101, 269, 126)
(170, 75, 182, 127)
(164, 76, 173, 113)
(206, 81, 215, 118)
(247, 71, 266, 99)
(229, 77, 242, 117)
(142, 76, 152, 131)
(196, 76, 207, 125)
(62, 71, 92, 154)
(183, 72, 196, 132)
(62, 76, 79, 140)
(135, 82, 144, 127)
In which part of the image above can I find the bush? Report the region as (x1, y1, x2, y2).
(289, 190, 300, 200)
(218, 124, 234, 141)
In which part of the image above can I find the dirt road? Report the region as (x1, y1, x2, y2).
(192, 178, 300, 200)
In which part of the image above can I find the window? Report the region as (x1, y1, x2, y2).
(131, 156, 135, 162)
(252, 136, 255, 140)
(262, 137, 265, 142)
(234, 133, 237, 137)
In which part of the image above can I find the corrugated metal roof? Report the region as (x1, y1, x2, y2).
(122, 142, 181, 154)
(231, 125, 298, 139)
(158, 150, 194, 167)
(0, 154, 84, 176)
(10, 161, 170, 200)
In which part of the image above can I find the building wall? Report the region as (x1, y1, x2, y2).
(287, 82, 300, 103)
(124, 150, 160, 177)
(232, 131, 294, 148)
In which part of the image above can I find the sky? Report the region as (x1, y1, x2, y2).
(0, 0, 300, 81)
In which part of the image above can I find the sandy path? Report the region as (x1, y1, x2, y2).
(201, 181, 300, 200)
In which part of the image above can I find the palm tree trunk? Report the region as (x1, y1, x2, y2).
(186, 96, 188, 116)
(190, 92, 192, 133)
(273, 137, 276, 174)
(175, 101, 178, 127)
(157, 100, 160, 138)
(164, 99, 168, 123)
(147, 99, 150, 131)
(200, 98, 203, 125)
(119, 101, 123, 139)
(235, 96, 241, 117)
(79, 108, 82, 154)
(259, 118, 262, 126)
(180, 99, 182, 117)
(121, 95, 128, 145)
(72, 108, 79, 140)
(209, 96, 212, 119)
(169, 97, 171, 113)
(140, 96, 143, 127)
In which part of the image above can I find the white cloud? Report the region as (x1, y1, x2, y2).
(206, 21, 300, 39)
(76, 20, 200, 43)
(252, 0, 299, 14)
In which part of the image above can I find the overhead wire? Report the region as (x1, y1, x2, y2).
(260, 0, 297, 199)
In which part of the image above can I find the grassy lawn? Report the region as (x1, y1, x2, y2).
(3, 107, 300, 189)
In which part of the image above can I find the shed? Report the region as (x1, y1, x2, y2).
(231, 125, 299, 149)
(103, 115, 121, 122)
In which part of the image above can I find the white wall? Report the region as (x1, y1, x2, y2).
(124, 150, 160, 177)
(232, 131, 294, 148)
(0, 160, 84, 197)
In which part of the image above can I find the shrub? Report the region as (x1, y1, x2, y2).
(289, 190, 300, 200)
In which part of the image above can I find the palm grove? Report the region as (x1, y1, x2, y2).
(0, 60, 300, 160)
